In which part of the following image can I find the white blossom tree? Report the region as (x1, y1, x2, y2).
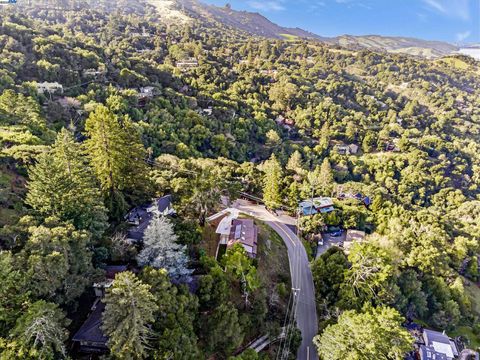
(137, 212, 192, 279)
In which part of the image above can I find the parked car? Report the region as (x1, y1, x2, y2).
(330, 230, 343, 237)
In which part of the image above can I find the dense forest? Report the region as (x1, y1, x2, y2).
(0, 0, 479, 359)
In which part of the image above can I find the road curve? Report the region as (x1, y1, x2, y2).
(232, 200, 319, 360)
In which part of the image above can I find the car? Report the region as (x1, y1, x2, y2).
(330, 230, 343, 237)
(317, 239, 324, 246)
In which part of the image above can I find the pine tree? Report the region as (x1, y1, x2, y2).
(262, 154, 283, 209)
(136, 213, 191, 279)
(26, 128, 108, 238)
(102, 272, 158, 360)
(4, 300, 69, 359)
(22, 220, 93, 305)
(83, 105, 150, 216)
(318, 158, 334, 195)
(286, 150, 304, 175)
(0, 251, 29, 336)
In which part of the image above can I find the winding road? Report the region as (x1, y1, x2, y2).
(232, 200, 319, 360)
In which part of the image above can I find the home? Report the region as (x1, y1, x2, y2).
(343, 230, 366, 253)
(336, 143, 359, 155)
(215, 210, 258, 258)
(418, 329, 459, 360)
(176, 58, 199, 69)
(299, 197, 335, 216)
(275, 115, 295, 130)
(202, 107, 213, 116)
(125, 195, 175, 243)
(56, 96, 81, 109)
(385, 139, 400, 152)
(138, 86, 156, 98)
(72, 265, 127, 354)
(36, 82, 63, 95)
(83, 69, 104, 77)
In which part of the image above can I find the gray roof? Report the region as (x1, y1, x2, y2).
(419, 345, 448, 360)
(72, 302, 107, 347)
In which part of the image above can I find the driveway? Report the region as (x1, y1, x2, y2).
(232, 200, 319, 360)
(316, 232, 346, 259)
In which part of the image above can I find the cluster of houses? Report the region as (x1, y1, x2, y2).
(72, 196, 176, 354)
(214, 209, 259, 259)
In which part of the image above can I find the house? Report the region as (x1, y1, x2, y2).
(73, 265, 127, 354)
(275, 115, 295, 130)
(299, 197, 335, 216)
(419, 329, 459, 360)
(343, 230, 366, 253)
(215, 210, 258, 258)
(56, 96, 81, 109)
(202, 107, 213, 116)
(138, 86, 156, 98)
(336, 143, 359, 155)
(176, 58, 199, 69)
(125, 195, 175, 243)
(36, 82, 63, 94)
(83, 69, 104, 77)
(72, 300, 108, 354)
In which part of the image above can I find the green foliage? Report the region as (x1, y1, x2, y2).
(0, 300, 69, 360)
(262, 154, 283, 209)
(26, 128, 108, 238)
(314, 306, 414, 360)
(102, 271, 158, 360)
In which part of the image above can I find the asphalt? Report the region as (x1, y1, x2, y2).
(233, 200, 319, 360)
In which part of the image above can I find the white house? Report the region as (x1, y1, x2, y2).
(36, 82, 63, 95)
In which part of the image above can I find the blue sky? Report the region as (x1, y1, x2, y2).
(202, 0, 480, 43)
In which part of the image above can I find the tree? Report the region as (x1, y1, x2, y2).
(22, 219, 93, 305)
(136, 212, 191, 279)
(202, 302, 244, 356)
(0, 251, 29, 336)
(262, 154, 283, 209)
(26, 128, 108, 238)
(102, 272, 158, 360)
(140, 267, 200, 359)
(318, 158, 334, 196)
(223, 244, 260, 306)
(83, 105, 150, 217)
(2, 300, 69, 360)
(314, 306, 414, 360)
(339, 242, 394, 309)
(286, 150, 304, 175)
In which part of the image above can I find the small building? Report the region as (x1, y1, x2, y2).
(36, 82, 63, 95)
(72, 300, 108, 354)
(299, 197, 334, 216)
(83, 69, 104, 77)
(419, 329, 459, 360)
(125, 195, 175, 243)
(138, 86, 156, 98)
(343, 230, 366, 253)
(336, 143, 359, 155)
(176, 58, 199, 69)
(56, 96, 81, 109)
(215, 210, 258, 258)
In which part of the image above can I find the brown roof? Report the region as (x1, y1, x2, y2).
(227, 219, 258, 257)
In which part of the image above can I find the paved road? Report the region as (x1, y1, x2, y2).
(233, 200, 319, 360)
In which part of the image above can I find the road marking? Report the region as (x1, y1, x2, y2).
(270, 221, 297, 247)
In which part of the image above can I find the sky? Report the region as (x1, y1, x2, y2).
(202, 0, 480, 44)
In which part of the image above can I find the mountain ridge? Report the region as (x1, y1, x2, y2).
(149, 0, 460, 58)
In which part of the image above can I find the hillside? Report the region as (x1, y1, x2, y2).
(148, 0, 459, 58)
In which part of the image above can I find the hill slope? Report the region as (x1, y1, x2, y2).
(149, 0, 458, 58)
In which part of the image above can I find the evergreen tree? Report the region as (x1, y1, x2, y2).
(22, 219, 93, 305)
(102, 272, 158, 360)
(0, 251, 29, 336)
(83, 105, 150, 217)
(136, 212, 191, 279)
(2, 300, 69, 360)
(26, 128, 108, 238)
(140, 267, 200, 359)
(262, 154, 283, 209)
(286, 150, 304, 175)
(318, 158, 334, 196)
(314, 306, 413, 360)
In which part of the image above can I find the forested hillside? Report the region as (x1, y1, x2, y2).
(0, 0, 479, 359)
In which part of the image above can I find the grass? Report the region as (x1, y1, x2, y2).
(279, 33, 299, 41)
(438, 57, 470, 70)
